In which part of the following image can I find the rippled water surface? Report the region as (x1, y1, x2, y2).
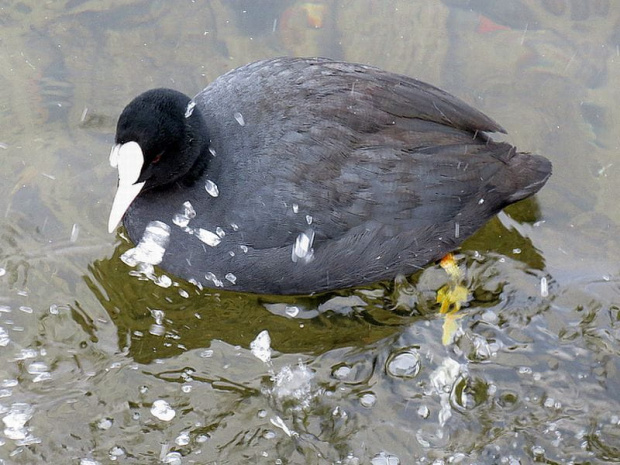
(0, 1, 619, 463)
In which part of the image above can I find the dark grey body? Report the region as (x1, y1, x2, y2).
(123, 58, 551, 295)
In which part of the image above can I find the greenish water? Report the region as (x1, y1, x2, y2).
(0, 1, 619, 463)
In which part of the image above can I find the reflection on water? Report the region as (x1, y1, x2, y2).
(0, 0, 619, 463)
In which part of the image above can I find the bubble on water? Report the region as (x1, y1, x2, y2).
(178, 289, 189, 298)
(184, 100, 196, 118)
(154, 275, 172, 288)
(284, 305, 299, 317)
(196, 434, 210, 443)
(250, 330, 272, 363)
(291, 229, 315, 263)
(151, 400, 175, 421)
(371, 451, 400, 465)
(200, 349, 214, 358)
(195, 228, 221, 247)
(234, 112, 245, 126)
(225, 273, 237, 284)
(417, 405, 430, 419)
(332, 365, 351, 380)
(121, 221, 170, 267)
(359, 392, 376, 408)
(109, 446, 125, 460)
(263, 430, 276, 439)
(162, 452, 182, 465)
(481, 310, 498, 325)
(386, 349, 421, 379)
(97, 418, 113, 430)
(175, 431, 190, 446)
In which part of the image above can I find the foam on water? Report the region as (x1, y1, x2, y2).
(271, 361, 316, 409)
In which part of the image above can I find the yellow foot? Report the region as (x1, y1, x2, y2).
(436, 253, 469, 345)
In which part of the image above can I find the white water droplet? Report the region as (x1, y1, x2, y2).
(292, 229, 315, 263)
(195, 228, 221, 247)
(208, 146, 216, 157)
(205, 179, 219, 197)
(216, 227, 225, 238)
(184, 100, 196, 118)
(234, 112, 245, 126)
(292, 203, 299, 213)
(204, 272, 223, 287)
(230, 222, 239, 231)
(305, 215, 313, 225)
(225, 273, 237, 284)
(172, 201, 196, 228)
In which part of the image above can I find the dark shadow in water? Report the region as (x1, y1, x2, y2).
(85, 197, 546, 364)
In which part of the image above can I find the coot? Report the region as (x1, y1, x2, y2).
(108, 57, 551, 295)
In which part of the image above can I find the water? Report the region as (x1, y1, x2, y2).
(0, 1, 619, 463)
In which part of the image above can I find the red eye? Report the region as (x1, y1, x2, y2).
(152, 152, 164, 164)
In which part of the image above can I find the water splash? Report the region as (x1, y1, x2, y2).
(250, 330, 271, 363)
(121, 221, 170, 267)
(150, 400, 175, 421)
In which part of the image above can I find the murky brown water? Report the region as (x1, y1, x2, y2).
(0, 1, 619, 463)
